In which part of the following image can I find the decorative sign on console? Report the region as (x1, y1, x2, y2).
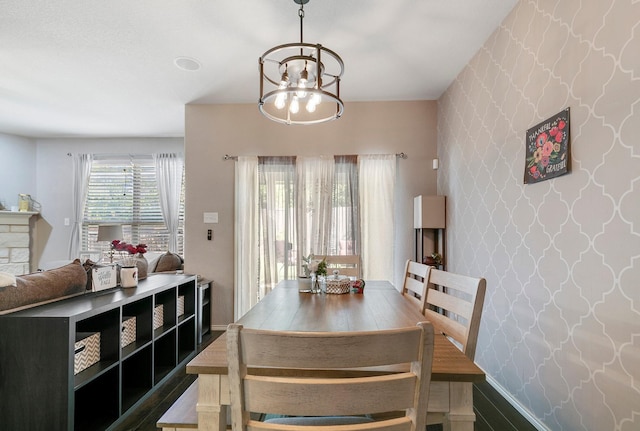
(91, 264, 118, 292)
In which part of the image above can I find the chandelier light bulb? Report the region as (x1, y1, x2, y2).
(290, 96, 300, 114)
(297, 66, 309, 98)
(306, 99, 317, 113)
(279, 67, 289, 88)
(275, 93, 287, 110)
(306, 91, 321, 112)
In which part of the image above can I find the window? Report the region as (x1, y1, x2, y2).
(235, 153, 395, 318)
(256, 156, 359, 291)
(82, 155, 185, 255)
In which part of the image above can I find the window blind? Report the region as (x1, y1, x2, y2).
(82, 155, 184, 255)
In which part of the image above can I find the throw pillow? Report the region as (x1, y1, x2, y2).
(0, 272, 17, 288)
(83, 259, 96, 290)
(0, 259, 87, 313)
(155, 251, 183, 273)
(144, 251, 164, 273)
(135, 255, 148, 280)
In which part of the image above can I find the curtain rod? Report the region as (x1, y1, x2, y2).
(224, 153, 408, 161)
(66, 153, 161, 160)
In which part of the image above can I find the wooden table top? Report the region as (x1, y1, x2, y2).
(187, 280, 485, 383)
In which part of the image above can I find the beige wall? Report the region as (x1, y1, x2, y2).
(184, 101, 437, 326)
(438, 1, 640, 429)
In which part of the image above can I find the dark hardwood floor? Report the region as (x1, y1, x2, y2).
(113, 331, 537, 431)
(111, 331, 221, 431)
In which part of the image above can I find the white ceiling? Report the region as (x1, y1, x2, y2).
(0, 0, 518, 138)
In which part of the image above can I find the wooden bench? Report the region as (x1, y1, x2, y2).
(156, 379, 199, 431)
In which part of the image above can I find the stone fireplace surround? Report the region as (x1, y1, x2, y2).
(0, 211, 38, 276)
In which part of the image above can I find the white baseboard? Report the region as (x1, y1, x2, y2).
(485, 375, 551, 431)
(211, 324, 227, 331)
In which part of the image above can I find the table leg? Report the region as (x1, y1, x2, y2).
(443, 382, 475, 431)
(197, 374, 227, 431)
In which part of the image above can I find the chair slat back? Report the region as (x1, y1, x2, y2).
(227, 322, 434, 431)
(401, 260, 431, 312)
(317, 255, 361, 278)
(423, 268, 486, 360)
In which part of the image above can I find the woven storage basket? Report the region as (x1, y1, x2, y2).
(121, 316, 136, 347)
(74, 332, 100, 374)
(325, 276, 351, 294)
(177, 295, 185, 317)
(153, 304, 164, 330)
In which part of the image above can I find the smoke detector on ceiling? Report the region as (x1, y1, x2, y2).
(174, 57, 202, 71)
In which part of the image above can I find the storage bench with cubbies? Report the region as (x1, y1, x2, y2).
(0, 273, 197, 431)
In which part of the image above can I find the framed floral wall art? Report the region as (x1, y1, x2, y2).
(524, 108, 570, 184)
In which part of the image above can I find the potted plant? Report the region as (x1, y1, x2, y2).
(298, 254, 313, 291)
(424, 252, 442, 267)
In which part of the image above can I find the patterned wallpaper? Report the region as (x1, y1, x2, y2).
(437, 1, 639, 430)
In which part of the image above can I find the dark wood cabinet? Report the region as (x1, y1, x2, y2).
(0, 273, 197, 431)
(413, 195, 446, 269)
(197, 278, 212, 343)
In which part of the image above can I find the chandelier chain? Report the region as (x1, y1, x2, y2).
(298, 3, 305, 44)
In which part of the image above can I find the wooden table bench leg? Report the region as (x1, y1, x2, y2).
(443, 382, 475, 431)
(196, 374, 228, 431)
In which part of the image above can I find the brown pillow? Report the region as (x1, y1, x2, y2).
(154, 251, 183, 273)
(135, 255, 148, 280)
(0, 259, 87, 312)
(83, 259, 96, 290)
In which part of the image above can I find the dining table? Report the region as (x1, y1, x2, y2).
(186, 279, 485, 431)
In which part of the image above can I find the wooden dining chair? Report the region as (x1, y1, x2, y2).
(423, 268, 486, 360)
(317, 254, 361, 278)
(421, 268, 485, 427)
(401, 260, 431, 312)
(226, 321, 435, 431)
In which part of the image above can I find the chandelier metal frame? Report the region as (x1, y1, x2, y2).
(258, 0, 344, 125)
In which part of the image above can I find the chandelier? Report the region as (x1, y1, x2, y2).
(259, 0, 344, 125)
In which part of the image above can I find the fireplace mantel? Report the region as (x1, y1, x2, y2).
(0, 210, 39, 222)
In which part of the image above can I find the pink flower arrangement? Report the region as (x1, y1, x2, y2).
(111, 240, 147, 255)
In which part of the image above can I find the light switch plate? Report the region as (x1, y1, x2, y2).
(203, 212, 218, 224)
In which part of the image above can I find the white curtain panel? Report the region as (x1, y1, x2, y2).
(234, 156, 259, 320)
(296, 155, 335, 258)
(358, 155, 396, 281)
(153, 153, 184, 253)
(257, 157, 296, 296)
(69, 154, 93, 259)
(331, 156, 360, 257)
